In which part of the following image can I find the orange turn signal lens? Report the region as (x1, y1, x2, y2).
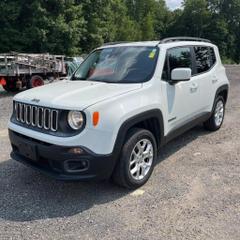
(68, 147, 84, 155)
(92, 112, 100, 126)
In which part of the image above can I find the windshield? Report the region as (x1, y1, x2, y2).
(72, 46, 159, 83)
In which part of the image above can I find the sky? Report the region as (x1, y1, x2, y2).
(165, 0, 182, 10)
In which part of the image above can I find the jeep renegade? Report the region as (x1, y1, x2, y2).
(8, 37, 229, 189)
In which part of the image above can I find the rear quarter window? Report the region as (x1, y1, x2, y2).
(209, 47, 216, 65)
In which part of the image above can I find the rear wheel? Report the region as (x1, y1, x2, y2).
(113, 128, 157, 189)
(204, 96, 225, 131)
(27, 75, 44, 89)
(2, 78, 19, 92)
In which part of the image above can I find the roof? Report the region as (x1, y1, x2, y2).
(100, 41, 160, 48)
(100, 37, 215, 49)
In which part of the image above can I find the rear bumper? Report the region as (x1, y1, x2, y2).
(9, 130, 117, 181)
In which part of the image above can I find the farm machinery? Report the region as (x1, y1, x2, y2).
(0, 53, 67, 92)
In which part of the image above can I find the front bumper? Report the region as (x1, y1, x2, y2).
(9, 130, 117, 181)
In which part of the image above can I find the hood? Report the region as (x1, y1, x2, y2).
(14, 80, 142, 110)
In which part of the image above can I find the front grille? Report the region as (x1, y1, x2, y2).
(14, 102, 59, 131)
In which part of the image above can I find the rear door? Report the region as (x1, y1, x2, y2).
(191, 46, 216, 113)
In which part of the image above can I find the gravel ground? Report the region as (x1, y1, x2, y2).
(0, 66, 239, 240)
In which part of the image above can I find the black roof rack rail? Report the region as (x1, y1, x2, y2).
(159, 37, 211, 44)
(102, 41, 132, 46)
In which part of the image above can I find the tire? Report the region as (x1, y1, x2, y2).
(204, 96, 225, 131)
(27, 75, 44, 89)
(2, 78, 19, 92)
(113, 128, 157, 189)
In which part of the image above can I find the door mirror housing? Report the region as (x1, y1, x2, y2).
(171, 68, 191, 83)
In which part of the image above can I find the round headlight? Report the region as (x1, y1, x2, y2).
(68, 111, 84, 130)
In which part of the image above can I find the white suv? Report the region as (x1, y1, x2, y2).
(8, 37, 229, 189)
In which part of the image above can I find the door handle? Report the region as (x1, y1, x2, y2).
(212, 77, 218, 84)
(190, 83, 198, 93)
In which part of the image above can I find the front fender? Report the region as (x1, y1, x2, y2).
(86, 87, 164, 155)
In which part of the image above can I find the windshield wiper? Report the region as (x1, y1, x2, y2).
(87, 79, 109, 83)
(72, 76, 87, 81)
(72, 76, 109, 83)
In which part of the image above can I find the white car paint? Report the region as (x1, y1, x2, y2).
(14, 80, 142, 110)
(171, 68, 191, 81)
(9, 40, 229, 155)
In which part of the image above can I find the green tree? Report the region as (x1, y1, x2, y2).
(141, 13, 155, 40)
(172, 0, 211, 37)
(0, 0, 240, 63)
(125, 0, 169, 40)
(109, 0, 142, 41)
(0, 0, 85, 55)
(0, 0, 22, 52)
(79, 0, 113, 52)
(208, 0, 240, 62)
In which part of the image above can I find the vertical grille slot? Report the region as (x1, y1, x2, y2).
(32, 106, 37, 126)
(44, 109, 51, 130)
(14, 101, 59, 132)
(16, 102, 21, 121)
(26, 105, 31, 124)
(37, 107, 44, 128)
(20, 104, 26, 123)
(51, 110, 58, 131)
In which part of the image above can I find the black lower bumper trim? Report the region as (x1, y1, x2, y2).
(9, 130, 117, 181)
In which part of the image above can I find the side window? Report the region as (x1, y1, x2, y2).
(194, 46, 211, 74)
(161, 47, 192, 80)
(168, 47, 192, 73)
(209, 47, 216, 66)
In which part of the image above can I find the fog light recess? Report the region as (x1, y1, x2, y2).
(64, 159, 89, 173)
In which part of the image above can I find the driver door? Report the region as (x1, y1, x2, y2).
(161, 46, 200, 134)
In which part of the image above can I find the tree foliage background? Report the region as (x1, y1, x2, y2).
(0, 0, 240, 63)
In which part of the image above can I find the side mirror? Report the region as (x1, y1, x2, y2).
(171, 68, 191, 83)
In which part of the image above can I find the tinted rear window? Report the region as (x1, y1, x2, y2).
(209, 47, 216, 65)
(194, 46, 211, 74)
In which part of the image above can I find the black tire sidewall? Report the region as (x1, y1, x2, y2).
(2, 81, 18, 92)
(120, 129, 157, 188)
(212, 96, 225, 129)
